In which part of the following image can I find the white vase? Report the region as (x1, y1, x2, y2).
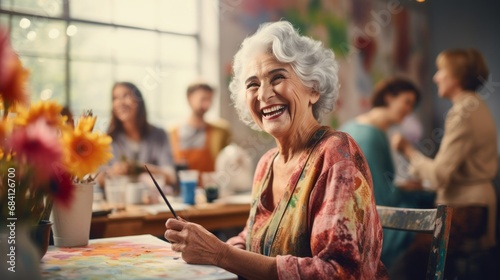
(0, 223, 42, 279)
(50, 182, 94, 247)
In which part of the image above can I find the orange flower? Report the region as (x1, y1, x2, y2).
(15, 100, 67, 129)
(0, 117, 10, 140)
(0, 28, 29, 109)
(0, 117, 12, 159)
(76, 115, 97, 133)
(63, 130, 113, 179)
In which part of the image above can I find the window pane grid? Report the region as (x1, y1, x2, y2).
(1, 0, 64, 18)
(1, 0, 201, 127)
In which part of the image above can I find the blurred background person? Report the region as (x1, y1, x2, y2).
(392, 48, 498, 279)
(169, 82, 231, 182)
(340, 76, 422, 269)
(103, 81, 176, 186)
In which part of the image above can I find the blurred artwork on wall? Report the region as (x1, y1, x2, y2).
(220, 0, 429, 128)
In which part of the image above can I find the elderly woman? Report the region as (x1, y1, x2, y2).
(165, 21, 387, 279)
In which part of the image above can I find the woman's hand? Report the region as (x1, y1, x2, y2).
(391, 133, 413, 158)
(397, 179, 424, 191)
(109, 161, 130, 176)
(141, 163, 177, 185)
(165, 218, 230, 266)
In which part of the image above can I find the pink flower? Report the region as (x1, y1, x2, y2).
(49, 170, 74, 207)
(8, 119, 63, 179)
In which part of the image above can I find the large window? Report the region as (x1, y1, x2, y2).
(0, 0, 203, 131)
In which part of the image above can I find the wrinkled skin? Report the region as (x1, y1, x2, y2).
(164, 218, 229, 265)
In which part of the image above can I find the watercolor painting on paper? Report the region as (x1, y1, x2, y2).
(41, 234, 236, 280)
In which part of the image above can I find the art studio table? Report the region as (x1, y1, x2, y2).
(91, 195, 252, 239)
(41, 234, 237, 279)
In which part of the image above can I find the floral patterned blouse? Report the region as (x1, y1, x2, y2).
(227, 127, 388, 279)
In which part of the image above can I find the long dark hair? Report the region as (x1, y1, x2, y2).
(107, 82, 150, 139)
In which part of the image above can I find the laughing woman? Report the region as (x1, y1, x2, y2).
(164, 21, 387, 279)
(104, 82, 176, 185)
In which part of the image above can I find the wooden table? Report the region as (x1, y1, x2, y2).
(91, 203, 250, 239)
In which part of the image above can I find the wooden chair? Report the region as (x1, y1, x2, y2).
(376, 205, 453, 280)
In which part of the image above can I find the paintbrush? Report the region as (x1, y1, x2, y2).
(144, 165, 179, 220)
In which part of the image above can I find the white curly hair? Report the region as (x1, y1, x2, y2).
(228, 20, 340, 130)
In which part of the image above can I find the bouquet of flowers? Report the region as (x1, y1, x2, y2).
(0, 27, 113, 226)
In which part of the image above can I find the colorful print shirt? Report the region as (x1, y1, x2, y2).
(227, 128, 388, 279)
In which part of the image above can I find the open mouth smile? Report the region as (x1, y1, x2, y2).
(261, 105, 287, 120)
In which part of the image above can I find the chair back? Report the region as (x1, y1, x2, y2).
(377, 205, 453, 280)
(493, 155, 500, 242)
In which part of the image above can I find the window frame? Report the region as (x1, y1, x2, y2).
(0, 0, 203, 113)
